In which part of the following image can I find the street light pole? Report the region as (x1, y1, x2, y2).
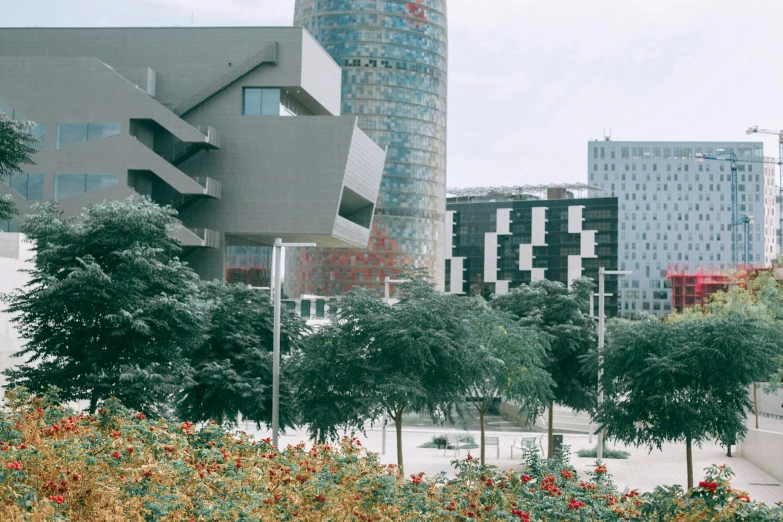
(596, 267, 631, 460)
(272, 238, 316, 448)
(381, 276, 411, 455)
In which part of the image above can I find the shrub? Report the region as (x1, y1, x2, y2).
(0, 388, 780, 521)
(576, 447, 630, 459)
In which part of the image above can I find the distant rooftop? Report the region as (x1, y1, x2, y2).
(447, 183, 606, 200)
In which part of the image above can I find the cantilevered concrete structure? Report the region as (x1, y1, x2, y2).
(0, 27, 386, 283)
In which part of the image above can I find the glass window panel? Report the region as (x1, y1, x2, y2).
(29, 123, 47, 151)
(55, 174, 86, 200)
(87, 123, 120, 141)
(243, 88, 262, 115)
(56, 123, 88, 149)
(261, 88, 281, 115)
(85, 174, 118, 193)
(300, 300, 311, 318)
(26, 174, 44, 200)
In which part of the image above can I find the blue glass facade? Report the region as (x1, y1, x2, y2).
(289, 0, 447, 296)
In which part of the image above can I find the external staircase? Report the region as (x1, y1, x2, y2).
(172, 42, 278, 117)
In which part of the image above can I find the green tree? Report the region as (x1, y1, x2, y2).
(597, 314, 776, 489)
(177, 282, 306, 427)
(492, 278, 597, 456)
(462, 298, 553, 465)
(0, 114, 37, 220)
(293, 268, 477, 474)
(3, 197, 206, 416)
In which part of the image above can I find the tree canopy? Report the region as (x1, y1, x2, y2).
(462, 297, 553, 464)
(491, 278, 597, 455)
(0, 114, 37, 221)
(177, 282, 306, 427)
(4, 198, 206, 415)
(597, 314, 777, 488)
(292, 267, 481, 473)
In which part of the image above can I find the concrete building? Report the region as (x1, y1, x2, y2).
(0, 27, 386, 284)
(445, 185, 620, 316)
(288, 0, 448, 297)
(587, 140, 778, 317)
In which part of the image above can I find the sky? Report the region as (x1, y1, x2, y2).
(3, 0, 783, 189)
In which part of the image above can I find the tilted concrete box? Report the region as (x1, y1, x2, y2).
(0, 27, 386, 282)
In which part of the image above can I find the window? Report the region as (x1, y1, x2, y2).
(29, 123, 47, 151)
(3, 173, 44, 200)
(242, 87, 296, 116)
(56, 123, 120, 149)
(54, 174, 118, 200)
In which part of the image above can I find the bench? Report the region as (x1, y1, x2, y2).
(485, 436, 500, 459)
(510, 435, 541, 458)
(443, 433, 472, 457)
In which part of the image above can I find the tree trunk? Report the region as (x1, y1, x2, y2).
(89, 391, 99, 415)
(394, 408, 404, 475)
(753, 382, 759, 430)
(686, 436, 694, 490)
(479, 408, 486, 466)
(217, 410, 224, 426)
(547, 401, 554, 458)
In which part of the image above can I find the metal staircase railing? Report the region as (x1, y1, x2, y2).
(172, 42, 278, 117)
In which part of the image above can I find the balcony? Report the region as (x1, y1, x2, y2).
(172, 227, 220, 249)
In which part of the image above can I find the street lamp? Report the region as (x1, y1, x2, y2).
(271, 238, 316, 447)
(380, 276, 411, 455)
(596, 267, 631, 460)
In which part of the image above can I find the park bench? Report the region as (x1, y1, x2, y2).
(510, 435, 541, 458)
(443, 433, 472, 457)
(485, 436, 500, 459)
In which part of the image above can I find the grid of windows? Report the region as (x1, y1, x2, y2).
(290, 0, 447, 297)
(587, 141, 775, 317)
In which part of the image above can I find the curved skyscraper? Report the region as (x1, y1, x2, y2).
(289, 0, 447, 296)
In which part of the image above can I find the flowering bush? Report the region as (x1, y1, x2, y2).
(0, 388, 781, 521)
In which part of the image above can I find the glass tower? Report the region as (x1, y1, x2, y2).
(289, 0, 448, 296)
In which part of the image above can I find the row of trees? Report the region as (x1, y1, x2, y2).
(4, 198, 577, 472)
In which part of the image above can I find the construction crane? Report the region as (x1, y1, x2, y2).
(746, 126, 783, 248)
(696, 151, 762, 268)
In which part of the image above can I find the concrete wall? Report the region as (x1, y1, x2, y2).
(757, 385, 783, 417)
(0, 234, 32, 388)
(737, 429, 783, 482)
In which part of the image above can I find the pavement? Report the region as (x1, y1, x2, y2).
(244, 422, 783, 507)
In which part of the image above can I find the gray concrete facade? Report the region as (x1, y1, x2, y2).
(0, 27, 386, 281)
(587, 140, 778, 317)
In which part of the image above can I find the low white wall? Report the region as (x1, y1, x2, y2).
(756, 385, 783, 417)
(737, 428, 783, 482)
(0, 233, 33, 389)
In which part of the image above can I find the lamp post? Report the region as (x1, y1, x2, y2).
(381, 276, 411, 455)
(596, 267, 631, 460)
(272, 238, 316, 447)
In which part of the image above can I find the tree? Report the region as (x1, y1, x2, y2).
(462, 298, 553, 465)
(292, 267, 477, 474)
(597, 314, 777, 489)
(4, 197, 206, 416)
(492, 278, 597, 457)
(177, 282, 307, 427)
(0, 114, 37, 220)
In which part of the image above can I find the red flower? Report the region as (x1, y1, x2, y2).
(6, 461, 21, 471)
(521, 474, 531, 483)
(136, 413, 146, 420)
(466, 453, 473, 461)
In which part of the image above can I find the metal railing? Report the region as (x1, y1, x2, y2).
(172, 42, 278, 117)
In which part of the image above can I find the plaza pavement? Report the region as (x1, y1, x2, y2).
(246, 424, 783, 507)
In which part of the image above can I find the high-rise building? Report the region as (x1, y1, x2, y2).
(587, 140, 779, 317)
(446, 186, 620, 317)
(289, 0, 448, 297)
(0, 27, 386, 284)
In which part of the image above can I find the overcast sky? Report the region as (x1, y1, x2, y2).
(3, 0, 783, 188)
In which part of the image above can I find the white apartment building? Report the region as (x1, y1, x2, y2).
(588, 140, 778, 317)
